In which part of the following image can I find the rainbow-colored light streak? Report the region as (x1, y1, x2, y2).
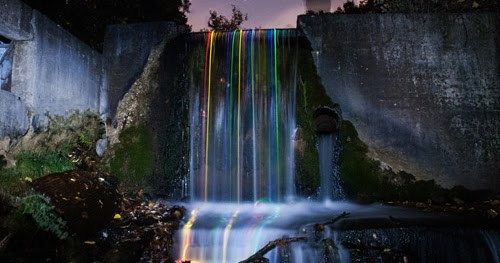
(250, 29, 257, 201)
(274, 28, 280, 201)
(195, 29, 297, 202)
(251, 206, 281, 253)
(204, 31, 216, 201)
(200, 31, 211, 202)
(180, 209, 198, 261)
(222, 210, 240, 263)
(237, 29, 243, 202)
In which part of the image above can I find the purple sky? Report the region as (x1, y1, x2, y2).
(187, 0, 346, 31)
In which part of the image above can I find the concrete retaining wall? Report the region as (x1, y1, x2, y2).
(0, 90, 29, 137)
(11, 10, 103, 129)
(1, 0, 103, 137)
(0, 0, 32, 40)
(298, 13, 500, 190)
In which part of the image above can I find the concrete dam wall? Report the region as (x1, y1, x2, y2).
(298, 13, 500, 190)
(1, 0, 499, 192)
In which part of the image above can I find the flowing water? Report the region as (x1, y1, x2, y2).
(318, 134, 344, 201)
(177, 29, 499, 263)
(187, 29, 297, 203)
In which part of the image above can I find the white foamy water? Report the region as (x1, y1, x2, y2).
(174, 201, 434, 263)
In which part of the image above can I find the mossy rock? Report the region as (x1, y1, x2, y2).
(109, 126, 154, 190)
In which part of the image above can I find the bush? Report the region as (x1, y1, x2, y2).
(16, 193, 69, 239)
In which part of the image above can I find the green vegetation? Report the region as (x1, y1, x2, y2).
(0, 151, 75, 194)
(110, 126, 154, 189)
(27, 110, 103, 153)
(337, 121, 492, 202)
(295, 41, 337, 196)
(16, 151, 75, 179)
(0, 111, 101, 194)
(16, 193, 69, 239)
(338, 121, 386, 200)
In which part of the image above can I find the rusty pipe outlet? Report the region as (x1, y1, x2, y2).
(312, 107, 340, 134)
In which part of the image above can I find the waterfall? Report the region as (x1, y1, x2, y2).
(482, 230, 500, 263)
(177, 29, 500, 263)
(318, 134, 345, 201)
(188, 29, 297, 203)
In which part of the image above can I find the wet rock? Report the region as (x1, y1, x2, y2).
(453, 197, 464, 206)
(487, 209, 498, 219)
(96, 138, 108, 157)
(415, 202, 427, 208)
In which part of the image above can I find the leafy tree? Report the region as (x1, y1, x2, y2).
(334, 0, 381, 14)
(207, 5, 248, 31)
(334, 0, 498, 14)
(22, 0, 191, 50)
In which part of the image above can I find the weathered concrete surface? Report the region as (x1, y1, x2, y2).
(103, 22, 187, 119)
(298, 13, 500, 190)
(108, 33, 189, 198)
(11, 10, 102, 128)
(0, 90, 29, 138)
(0, 0, 33, 40)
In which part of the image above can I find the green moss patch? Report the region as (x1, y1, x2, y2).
(110, 126, 154, 189)
(294, 40, 338, 196)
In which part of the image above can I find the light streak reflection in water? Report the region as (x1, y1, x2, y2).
(175, 201, 430, 263)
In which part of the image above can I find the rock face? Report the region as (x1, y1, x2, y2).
(108, 32, 190, 197)
(298, 13, 500, 190)
(103, 22, 186, 119)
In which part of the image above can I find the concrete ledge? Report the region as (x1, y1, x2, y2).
(0, 0, 33, 40)
(0, 90, 29, 138)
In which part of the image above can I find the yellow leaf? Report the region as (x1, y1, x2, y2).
(84, 240, 95, 245)
(384, 248, 391, 252)
(24, 177, 32, 182)
(113, 214, 122, 220)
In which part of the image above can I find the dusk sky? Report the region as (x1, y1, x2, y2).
(187, 0, 346, 31)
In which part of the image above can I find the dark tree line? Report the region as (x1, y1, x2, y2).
(206, 5, 248, 31)
(333, 0, 499, 14)
(22, 0, 191, 50)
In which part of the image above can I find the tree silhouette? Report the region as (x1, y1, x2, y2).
(207, 5, 248, 31)
(21, 0, 191, 50)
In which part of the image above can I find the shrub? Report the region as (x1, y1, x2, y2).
(16, 193, 69, 239)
